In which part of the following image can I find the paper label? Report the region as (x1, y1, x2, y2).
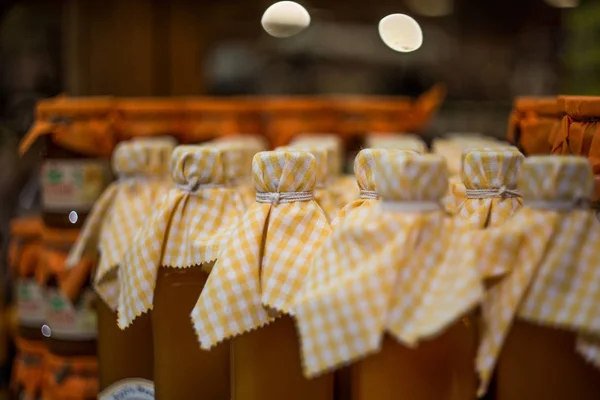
(17, 279, 46, 327)
(45, 288, 97, 340)
(42, 159, 110, 211)
(98, 379, 155, 400)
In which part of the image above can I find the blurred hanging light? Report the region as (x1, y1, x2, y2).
(406, 0, 453, 17)
(544, 0, 578, 7)
(261, 1, 311, 38)
(378, 14, 423, 53)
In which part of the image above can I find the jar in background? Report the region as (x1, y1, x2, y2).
(507, 96, 560, 156)
(262, 98, 331, 148)
(9, 216, 45, 400)
(182, 97, 243, 144)
(39, 227, 98, 400)
(115, 98, 183, 143)
(555, 96, 600, 219)
(20, 97, 116, 229)
(66, 139, 175, 397)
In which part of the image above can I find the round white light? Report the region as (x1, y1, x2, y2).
(69, 211, 78, 224)
(378, 14, 423, 53)
(261, 1, 311, 38)
(41, 324, 51, 337)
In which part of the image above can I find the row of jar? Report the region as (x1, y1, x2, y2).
(12, 133, 600, 399)
(9, 132, 389, 400)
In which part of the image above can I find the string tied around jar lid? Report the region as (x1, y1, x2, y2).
(359, 190, 378, 200)
(255, 190, 313, 205)
(465, 185, 521, 199)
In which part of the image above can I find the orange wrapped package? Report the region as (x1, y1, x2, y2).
(182, 97, 244, 144)
(555, 96, 600, 218)
(20, 97, 115, 229)
(38, 228, 98, 400)
(335, 96, 412, 141)
(9, 217, 45, 400)
(507, 96, 560, 156)
(262, 97, 333, 148)
(115, 98, 183, 142)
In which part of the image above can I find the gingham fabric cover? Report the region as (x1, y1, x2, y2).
(294, 154, 483, 377)
(472, 156, 600, 396)
(191, 150, 331, 349)
(66, 139, 174, 309)
(117, 145, 245, 329)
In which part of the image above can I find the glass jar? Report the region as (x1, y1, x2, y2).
(20, 97, 116, 230)
(507, 96, 560, 156)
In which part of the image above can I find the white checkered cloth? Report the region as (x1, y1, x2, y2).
(66, 139, 174, 309)
(472, 156, 600, 396)
(117, 145, 246, 329)
(295, 154, 484, 377)
(191, 150, 332, 350)
(332, 149, 417, 226)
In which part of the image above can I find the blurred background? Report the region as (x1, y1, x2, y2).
(0, 0, 598, 394)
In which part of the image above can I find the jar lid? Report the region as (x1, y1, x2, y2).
(376, 154, 448, 202)
(261, 97, 330, 112)
(170, 145, 226, 188)
(37, 96, 114, 119)
(253, 150, 316, 193)
(354, 148, 415, 192)
(112, 139, 175, 177)
(515, 96, 560, 116)
(558, 95, 600, 119)
(183, 97, 246, 113)
(116, 98, 183, 115)
(461, 148, 524, 190)
(284, 145, 328, 187)
(519, 156, 593, 204)
(334, 96, 412, 113)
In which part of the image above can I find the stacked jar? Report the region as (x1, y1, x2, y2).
(9, 216, 44, 400)
(20, 97, 117, 400)
(507, 96, 560, 156)
(554, 96, 600, 220)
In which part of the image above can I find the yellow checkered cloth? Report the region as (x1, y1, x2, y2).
(191, 150, 331, 350)
(117, 145, 246, 329)
(441, 146, 521, 213)
(473, 156, 600, 396)
(332, 149, 414, 225)
(329, 174, 359, 210)
(282, 145, 337, 222)
(66, 139, 174, 310)
(292, 135, 350, 210)
(294, 155, 484, 377)
(213, 140, 257, 209)
(457, 149, 523, 227)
